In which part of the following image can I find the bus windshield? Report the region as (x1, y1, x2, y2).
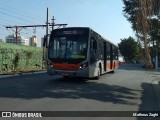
(49, 36, 88, 63)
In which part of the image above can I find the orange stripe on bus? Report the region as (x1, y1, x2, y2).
(107, 63, 110, 70)
(107, 62, 119, 70)
(52, 63, 81, 70)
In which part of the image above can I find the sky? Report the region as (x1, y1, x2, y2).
(0, 0, 135, 46)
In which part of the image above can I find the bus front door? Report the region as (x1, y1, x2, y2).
(110, 45, 113, 70)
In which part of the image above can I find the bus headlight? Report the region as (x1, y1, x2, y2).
(79, 62, 88, 70)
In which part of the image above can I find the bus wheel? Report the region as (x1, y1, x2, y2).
(111, 70, 115, 73)
(95, 66, 101, 80)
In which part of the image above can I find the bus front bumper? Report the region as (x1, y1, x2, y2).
(47, 66, 89, 78)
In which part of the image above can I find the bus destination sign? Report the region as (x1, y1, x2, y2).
(54, 30, 85, 36)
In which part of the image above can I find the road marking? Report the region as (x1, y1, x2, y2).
(0, 74, 19, 79)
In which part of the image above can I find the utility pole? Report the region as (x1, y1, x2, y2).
(51, 16, 55, 31)
(15, 26, 18, 44)
(6, 24, 67, 45)
(5, 8, 68, 69)
(46, 7, 49, 47)
(6, 26, 23, 44)
(6, 9, 67, 44)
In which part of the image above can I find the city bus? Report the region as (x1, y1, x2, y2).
(47, 27, 119, 79)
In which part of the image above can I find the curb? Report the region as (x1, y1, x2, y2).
(0, 70, 47, 79)
(0, 74, 19, 79)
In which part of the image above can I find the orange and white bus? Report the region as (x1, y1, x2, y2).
(47, 27, 119, 79)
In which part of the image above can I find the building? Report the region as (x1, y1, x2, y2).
(29, 36, 38, 47)
(118, 53, 124, 63)
(5, 34, 29, 45)
(118, 50, 125, 64)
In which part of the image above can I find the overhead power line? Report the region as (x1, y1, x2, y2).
(0, 19, 45, 36)
(0, 11, 38, 24)
(0, 5, 55, 39)
(0, 7, 45, 24)
(0, 2, 45, 21)
(6, 16, 67, 44)
(0, 18, 27, 25)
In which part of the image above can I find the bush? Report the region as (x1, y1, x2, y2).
(0, 42, 46, 74)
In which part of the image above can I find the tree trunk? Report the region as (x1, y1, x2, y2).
(144, 34, 153, 69)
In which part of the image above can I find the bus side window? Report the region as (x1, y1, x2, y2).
(93, 39, 97, 51)
(107, 43, 110, 60)
(90, 37, 97, 63)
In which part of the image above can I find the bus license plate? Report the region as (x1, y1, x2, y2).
(62, 73, 69, 76)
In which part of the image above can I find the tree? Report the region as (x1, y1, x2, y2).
(122, 0, 160, 68)
(150, 19, 160, 42)
(118, 36, 142, 61)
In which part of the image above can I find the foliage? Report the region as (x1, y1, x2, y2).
(0, 42, 46, 74)
(118, 36, 142, 61)
(123, 0, 160, 34)
(150, 19, 160, 42)
(122, 0, 160, 68)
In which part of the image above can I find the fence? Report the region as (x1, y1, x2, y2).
(0, 42, 45, 74)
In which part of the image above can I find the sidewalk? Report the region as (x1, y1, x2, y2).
(0, 70, 47, 79)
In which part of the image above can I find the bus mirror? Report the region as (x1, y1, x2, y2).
(93, 40, 97, 50)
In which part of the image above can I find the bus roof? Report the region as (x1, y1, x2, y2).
(89, 28, 118, 47)
(53, 27, 118, 47)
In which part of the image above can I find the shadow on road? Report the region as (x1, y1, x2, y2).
(137, 83, 159, 120)
(0, 75, 138, 106)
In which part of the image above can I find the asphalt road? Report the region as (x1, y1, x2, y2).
(0, 64, 159, 120)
